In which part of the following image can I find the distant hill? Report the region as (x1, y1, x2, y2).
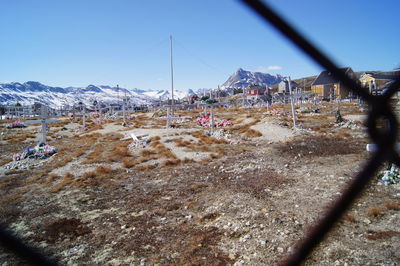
(220, 68, 284, 90)
(0, 82, 189, 108)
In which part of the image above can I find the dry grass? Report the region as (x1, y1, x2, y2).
(95, 165, 112, 174)
(366, 206, 384, 217)
(384, 201, 400, 210)
(210, 153, 223, 159)
(335, 131, 353, 139)
(140, 149, 157, 157)
(73, 168, 117, 188)
(135, 164, 157, 171)
(244, 129, 262, 137)
(40, 173, 61, 188)
(275, 135, 365, 157)
(47, 172, 74, 193)
(174, 138, 192, 147)
(83, 171, 96, 179)
(366, 230, 400, 240)
(343, 214, 356, 223)
(191, 131, 227, 145)
(200, 158, 212, 165)
(182, 157, 195, 164)
(32, 218, 92, 243)
(162, 159, 181, 167)
(122, 158, 137, 168)
(112, 145, 131, 158)
(51, 120, 70, 127)
(0, 157, 13, 166)
(227, 119, 263, 138)
(150, 136, 161, 141)
(5, 169, 25, 175)
(0, 194, 25, 204)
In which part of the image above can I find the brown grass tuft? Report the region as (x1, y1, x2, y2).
(384, 201, 400, 210)
(275, 135, 365, 157)
(244, 129, 262, 138)
(140, 149, 157, 157)
(5, 169, 25, 176)
(343, 214, 356, 223)
(122, 158, 136, 168)
(182, 157, 195, 164)
(0, 194, 25, 204)
(113, 146, 130, 157)
(135, 164, 157, 171)
(47, 172, 74, 193)
(210, 153, 223, 159)
(81, 171, 96, 181)
(366, 230, 400, 240)
(0, 158, 13, 166)
(162, 159, 181, 167)
(150, 136, 161, 141)
(366, 206, 384, 217)
(95, 165, 112, 175)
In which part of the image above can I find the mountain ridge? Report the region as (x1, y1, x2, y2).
(0, 81, 188, 108)
(220, 68, 284, 89)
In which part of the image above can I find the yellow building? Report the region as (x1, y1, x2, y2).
(311, 67, 354, 99)
(359, 71, 400, 94)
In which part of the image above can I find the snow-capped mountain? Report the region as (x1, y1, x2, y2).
(220, 68, 284, 89)
(0, 82, 190, 108)
(141, 89, 188, 101)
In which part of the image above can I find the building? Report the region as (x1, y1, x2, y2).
(188, 94, 199, 104)
(311, 67, 355, 99)
(359, 70, 400, 94)
(278, 80, 298, 94)
(245, 84, 267, 100)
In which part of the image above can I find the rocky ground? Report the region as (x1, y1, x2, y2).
(1, 102, 400, 265)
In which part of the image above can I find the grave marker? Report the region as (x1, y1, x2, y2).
(288, 76, 297, 128)
(25, 105, 60, 142)
(158, 105, 182, 128)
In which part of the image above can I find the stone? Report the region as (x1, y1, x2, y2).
(363, 218, 371, 224)
(277, 247, 284, 253)
(140, 258, 147, 266)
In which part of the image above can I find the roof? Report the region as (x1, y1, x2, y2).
(245, 84, 265, 90)
(362, 70, 400, 80)
(311, 67, 352, 86)
(279, 80, 298, 86)
(381, 80, 396, 90)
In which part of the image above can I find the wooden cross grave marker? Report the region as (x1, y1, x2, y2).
(158, 105, 182, 128)
(25, 105, 60, 142)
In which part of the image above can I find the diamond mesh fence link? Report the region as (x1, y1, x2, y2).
(1, 1, 399, 265)
(0, 223, 57, 265)
(240, 0, 400, 265)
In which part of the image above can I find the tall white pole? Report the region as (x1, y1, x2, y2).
(170, 35, 175, 116)
(122, 99, 126, 125)
(211, 104, 215, 130)
(289, 77, 297, 128)
(82, 104, 86, 129)
(41, 105, 47, 143)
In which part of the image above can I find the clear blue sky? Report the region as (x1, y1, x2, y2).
(0, 0, 399, 90)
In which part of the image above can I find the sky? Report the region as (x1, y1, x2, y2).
(0, 0, 399, 91)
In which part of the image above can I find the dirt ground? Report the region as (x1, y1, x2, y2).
(1, 102, 400, 265)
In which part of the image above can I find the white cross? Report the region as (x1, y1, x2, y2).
(158, 105, 182, 128)
(25, 105, 60, 142)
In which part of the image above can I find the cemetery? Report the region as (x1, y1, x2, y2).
(1, 96, 400, 265)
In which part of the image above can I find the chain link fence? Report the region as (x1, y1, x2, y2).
(1, 0, 399, 265)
